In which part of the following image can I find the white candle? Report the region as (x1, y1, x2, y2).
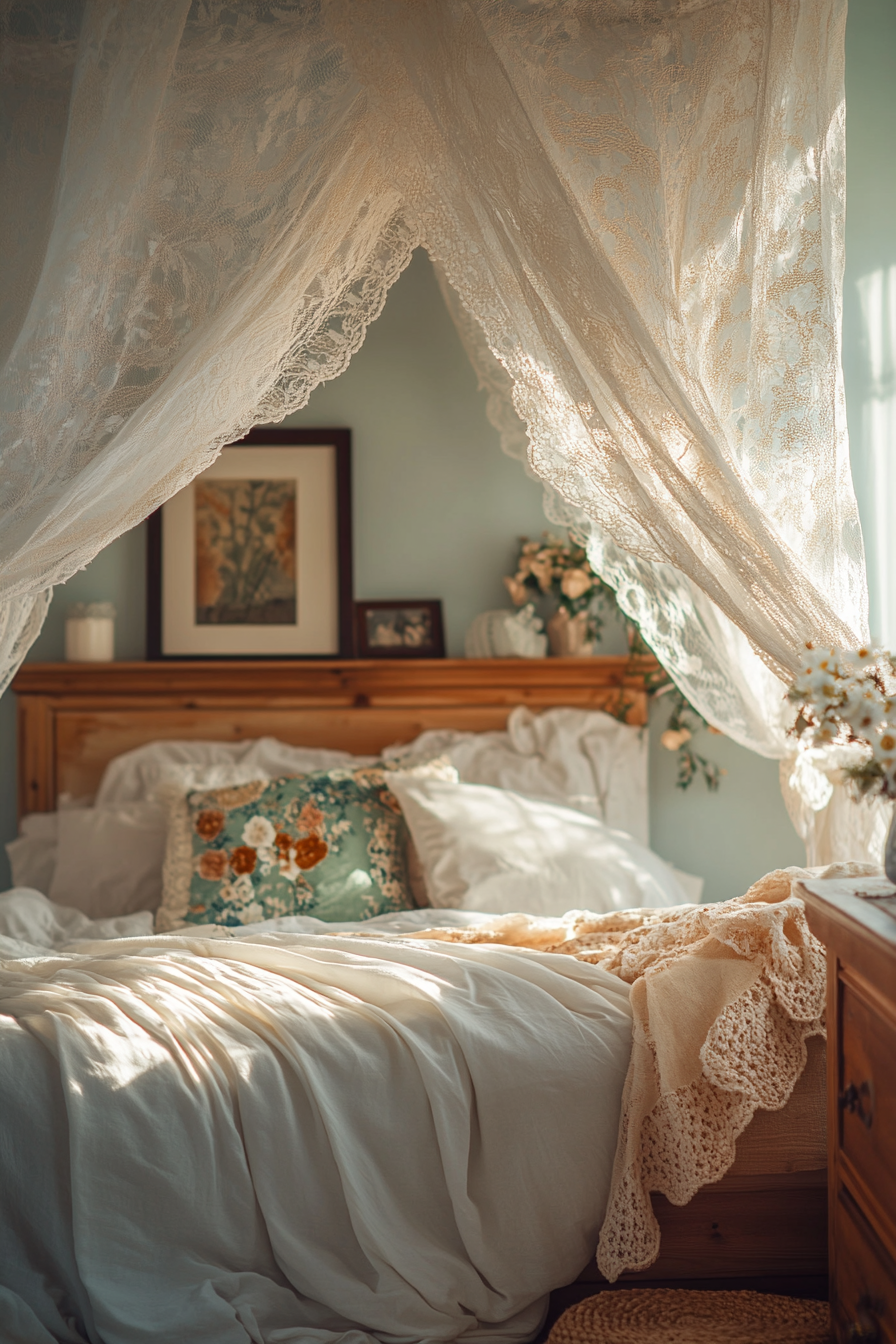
(65, 616, 115, 662)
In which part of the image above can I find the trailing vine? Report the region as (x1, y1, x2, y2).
(506, 534, 724, 791)
(621, 621, 724, 792)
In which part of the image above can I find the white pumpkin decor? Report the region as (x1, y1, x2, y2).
(465, 603, 548, 659)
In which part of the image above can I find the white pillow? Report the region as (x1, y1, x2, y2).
(385, 706, 649, 843)
(6, 812, 59, 894)
(95, 710, 646, 838)
(47, 803, 168, 919)
(6, 763, 284, 907)
(386, 775, 688, 917)
(96, 737, 376, 806)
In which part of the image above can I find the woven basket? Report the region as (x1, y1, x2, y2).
(547, 1289, 832, 1344)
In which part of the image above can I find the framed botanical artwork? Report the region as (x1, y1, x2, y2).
(355, 600, 445, 659)
(147, 429, 353, 658)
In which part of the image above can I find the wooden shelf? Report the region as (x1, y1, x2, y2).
(12, 656, 657, 702)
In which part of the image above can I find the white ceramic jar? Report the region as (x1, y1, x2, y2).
(65, 603, 116, 662)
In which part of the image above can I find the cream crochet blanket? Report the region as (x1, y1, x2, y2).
(408, 863, 877, 1281)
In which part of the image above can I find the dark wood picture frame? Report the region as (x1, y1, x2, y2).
(147, 428, 353, 659)
(354, 600, 445, 659)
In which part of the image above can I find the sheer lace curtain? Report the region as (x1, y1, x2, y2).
(0, 2, 874, 857)
(0, 1, 419, 691)
(435, 268, 793, 757)
(340, 0, 865, 666)
(437, 264, 890, 865)
(353, 0, 873, 862)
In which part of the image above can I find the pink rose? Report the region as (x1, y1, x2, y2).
(560, 568, 593, 600)
(529, 555, 554, 592)
(660, 728, 692, 751)
(503, 575, 529, 606)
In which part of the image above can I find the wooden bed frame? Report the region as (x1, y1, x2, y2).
(10, 656, 828, 1310)
(12, 657, 654, 815)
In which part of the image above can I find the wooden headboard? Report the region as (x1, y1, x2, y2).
(11, 657, 656, 817)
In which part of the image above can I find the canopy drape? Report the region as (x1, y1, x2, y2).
(0, 1, 868, 824)
(353, 0, 866, 733)
(434, 265, 793, 759)
(0, 0, 419, 688)
(436, 262, 891, 865)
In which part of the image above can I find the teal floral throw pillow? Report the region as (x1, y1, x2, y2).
(162, 767, 415, 929)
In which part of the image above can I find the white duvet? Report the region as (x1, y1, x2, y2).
(0, 891, 632, 1344)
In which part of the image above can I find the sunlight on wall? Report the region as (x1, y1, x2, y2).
(842, 0, 896, 649)
(854, 265, 896, 645)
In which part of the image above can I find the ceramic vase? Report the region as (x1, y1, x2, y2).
(884, 808, 896, 884)
(547, 607, 594, 657)
(464, 604, 547, 658)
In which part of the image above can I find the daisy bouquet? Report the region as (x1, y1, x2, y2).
(789, 643, 896, 798)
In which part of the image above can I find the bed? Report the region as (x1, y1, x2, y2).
(3, 657, 828, 1342)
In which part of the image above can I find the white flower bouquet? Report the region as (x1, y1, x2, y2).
(789, 643, 896, 798)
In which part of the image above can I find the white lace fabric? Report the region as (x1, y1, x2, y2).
(0, 0, 869, 785)
(437, 221, 884, 864)
(345, 0, 866, 682)
(408, 860, 878, 1280)
(435, 263, 796, 759)
(591, 869, 833, 1281)
(0, 1, 417, 691)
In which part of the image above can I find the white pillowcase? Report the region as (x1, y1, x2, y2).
(95, 737, 376, 806)
(10, 720, 693, 920)
(386, 775, 688, 917)
(385, 705, 649, 843)
(94, 710, 647, 840)
(47, 803, 168, 919)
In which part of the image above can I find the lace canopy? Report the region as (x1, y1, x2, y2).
(0, 1, 868, 834)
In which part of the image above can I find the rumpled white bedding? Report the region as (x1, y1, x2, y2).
(0, 890, 632, 1344)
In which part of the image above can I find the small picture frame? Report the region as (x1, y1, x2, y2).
(147, 428, 353, 658)
(355, 600, 445, 659)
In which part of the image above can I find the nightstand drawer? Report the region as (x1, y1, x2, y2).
(839, 975, 896, 1242)
(834, 1188, 896, 1344)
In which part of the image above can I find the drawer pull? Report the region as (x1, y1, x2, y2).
(846, 1296, 883, 1342)
(839, 1079, 875, 1129)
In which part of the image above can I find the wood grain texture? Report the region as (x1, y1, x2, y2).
(16, 697, 53, 818)
(802, 884, 896, 996)
(725, 1034, 826, 1177)
(573, 1170, 828, 1285)
(798, 880, 896, 1344)
(11, 657, 656, 814)
(12, 657, 657, 705)
(832, 1187, 896, 1344)
(838, 970, 896, 1260)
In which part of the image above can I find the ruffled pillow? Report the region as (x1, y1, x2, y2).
(156, 766, 415, 931)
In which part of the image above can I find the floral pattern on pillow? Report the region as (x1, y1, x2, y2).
(182, 768, 414, 926)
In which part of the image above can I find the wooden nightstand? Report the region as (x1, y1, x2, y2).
(798, 877, 896, 1344)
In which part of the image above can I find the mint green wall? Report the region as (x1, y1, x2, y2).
(842, 0, 896, 646)
(0, 249, 805, 901)
(3, 1, 889, 899)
